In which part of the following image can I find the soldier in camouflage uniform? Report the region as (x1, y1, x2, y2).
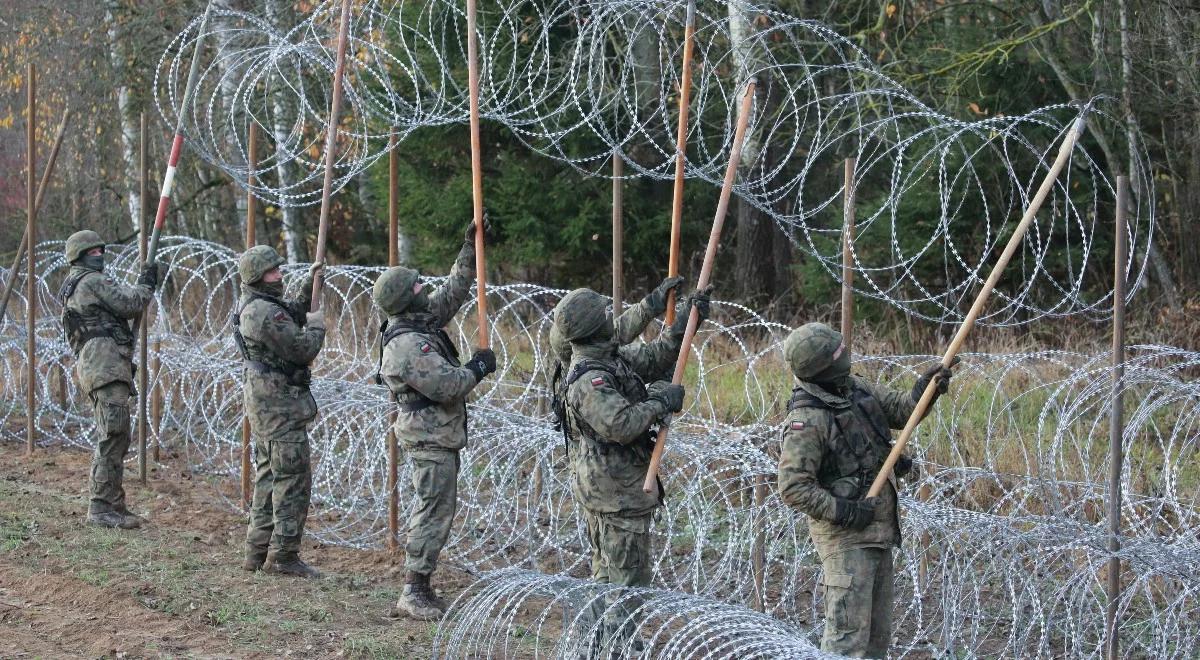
(373, 222, 496, 620)
(776, 322, 954, 658)
(235, 245, 326, 578)
(554, 284, 711, 656)
(60, 230, 161, 529)
(549, 275, 684, 432)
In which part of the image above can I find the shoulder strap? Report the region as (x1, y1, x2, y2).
(786, 386, 829, 412)
(848, 385, 894, 444)
(58, 270, 94, 305)
(566, 359, 615, 388)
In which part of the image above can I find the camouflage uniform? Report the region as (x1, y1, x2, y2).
(59, 230, 157, 529)
(556, 287, 704, 655)
(777, 323, 948, 658)
(374, 230, 495, 619)
(235, 246, 326, 573)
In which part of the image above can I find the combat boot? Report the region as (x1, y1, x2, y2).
(87, 511, 139, 530)
(395, 571, 443, 620)
(114, 506, 144, 529)
(264, 554, 322, 579)
(243, 548, 267, 572)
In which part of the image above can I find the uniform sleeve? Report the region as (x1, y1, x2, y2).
(777, 410, 838, 521)
(428, 242, 476, 327)
(613, 299, 655, 345)
(569, 371, 668, 446)
(89, 275, 153, 319)
(622, 330, 682, 382)
(859, 378, 917, 429)
(247, 302, 325, 366)
(392, 336, 479, 403)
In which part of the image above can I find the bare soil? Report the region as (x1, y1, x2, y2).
(0, 441, 474, 659)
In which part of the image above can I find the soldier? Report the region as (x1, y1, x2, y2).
(373, 222, 495, 620)
(776, 322, 954, 658)
(548, 275, 685, 434)
(235, 245, 326, 578)
(60, 230, 161, 529)
(554, 284, 710, 655)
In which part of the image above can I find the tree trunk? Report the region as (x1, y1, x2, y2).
(266, 0, 307, 263)
(104, 1, 141, 234)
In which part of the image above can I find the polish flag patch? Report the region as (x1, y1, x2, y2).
(419, 342, 433, 353)
(590, 376, 606, 388)
(273, 310, 288, 322)
(790, 421, 806, 431)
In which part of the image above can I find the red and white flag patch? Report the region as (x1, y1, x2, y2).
(273, 310, 288, 322)
(419, 342, 433, 353)
(590, 376, 606, 388)
(790, 421, 806, 431)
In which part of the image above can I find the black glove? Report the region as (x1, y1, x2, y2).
(643, 276, 684, 315)
(138, 263, 159, 291)
(911, 357, 959, 406)
(463, 218, 494, 245)
(669, 286, 713, 337)
(647, 381, 685, 413)
(894, 454, 915, 479)
(464, 348, 497, 382)
(833, 497, 878, 531)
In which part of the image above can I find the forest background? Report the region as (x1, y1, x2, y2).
(1, 0, 1197, 346)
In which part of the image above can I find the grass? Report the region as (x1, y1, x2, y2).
(0, 512, 35, 551)
(342, 633, 409, 659)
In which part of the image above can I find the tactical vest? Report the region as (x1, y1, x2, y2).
(59, 271, 134, 355)
(562, 357, 655, 453)
(232, 292, 311, 386)
(787, 383, 894, 500)
(375, 318, 461, 412)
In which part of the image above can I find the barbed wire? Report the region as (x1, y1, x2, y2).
(154, 0, 1153, 325)
(1, 239, 1196, 657)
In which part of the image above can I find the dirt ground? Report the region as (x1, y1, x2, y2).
(0, 441, 479, 659)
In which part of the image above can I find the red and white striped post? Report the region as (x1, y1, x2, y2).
(146, 2, 214, 264)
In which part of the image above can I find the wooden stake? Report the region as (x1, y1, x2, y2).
(665, 0, 697, 326)
(867, 111, 1091, 498)
(387, 129, 399, 552)
(152, 338, 162, 460)
(840, 157, 856, 352)
(25, 62, 37, 456)
(1105, 175, 1129, 660)
(751, 474, 766, 612)
(138, 112, 150, 483)
(241, 121, 258, 509)
(309, 0, 353, 309)
(466, 0, 489, 347)
(0, 106, 70, 323)
(643, 78, 757, 493)
(612, 150, 624, 312)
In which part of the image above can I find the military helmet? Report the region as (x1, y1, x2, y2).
(784, 322, 846, 379)
(553, 288, 610, 343)
(64, 230, 106, 263)
(372, 266, 421, 315)
(238, 245, 285, 285)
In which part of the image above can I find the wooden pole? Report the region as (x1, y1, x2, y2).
(387, 129, 400, 552)
(643, 79, 757, 493)
(867, 111, 1091, 498)
(1105, 175, 1129, 660)
(665, 0, 697, 326)
(466, 0, 489, 347)
(0, 106, 71, 324)
(241, 121, 258, 509)
(308, 0, 353, 309)
(840, 157, 856, 351)
(751, 474, 766, 612)
(138, 112, 150, 483)
(25, 62, 37, 456)
(612, 150, 624, 312)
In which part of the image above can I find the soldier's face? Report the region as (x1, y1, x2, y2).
(86, 247, 103, 257)
(412, 282, 424, 295)
(262, 268, 283, 283)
